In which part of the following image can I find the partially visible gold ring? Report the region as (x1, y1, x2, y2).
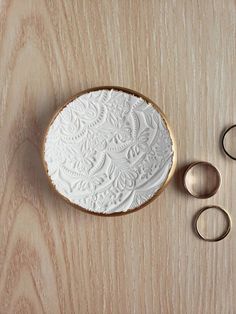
(222, 125, 236, 160)
(194, 206, 232, 242)
(183, 161, 221, 199)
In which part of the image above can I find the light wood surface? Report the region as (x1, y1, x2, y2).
(0, 0, 236, 313)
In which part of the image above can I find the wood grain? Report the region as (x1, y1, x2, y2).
(0, 0, 236, 313)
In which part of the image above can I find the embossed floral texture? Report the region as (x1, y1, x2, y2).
(44, 89, 174, 214)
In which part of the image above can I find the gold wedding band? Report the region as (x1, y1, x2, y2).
(194, 206, 232, 242)
(222, 125, 236, 160)
(183, 161, 221, 199)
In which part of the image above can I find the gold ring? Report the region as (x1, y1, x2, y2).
(183, 161, 221, 199)
(194, 206, 232, 242)
(222, 125, 236, 160)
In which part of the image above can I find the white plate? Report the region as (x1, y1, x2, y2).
(43, 87, 176, 215)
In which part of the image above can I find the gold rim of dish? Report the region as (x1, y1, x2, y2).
(41, 86, 177, 216)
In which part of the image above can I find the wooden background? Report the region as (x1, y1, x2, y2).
(0, 0, 236, 313)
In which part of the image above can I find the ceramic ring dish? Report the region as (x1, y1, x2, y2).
(43, 87, 177, 215)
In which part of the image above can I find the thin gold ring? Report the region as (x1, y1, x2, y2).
(183, 161, 221, 199)
(194, 206, 232, 242)
(222, 125, 236, 160)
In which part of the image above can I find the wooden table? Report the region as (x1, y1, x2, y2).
(0, 1, 236, 313)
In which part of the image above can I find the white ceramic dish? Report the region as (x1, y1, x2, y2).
(43, 87, 176, 215)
